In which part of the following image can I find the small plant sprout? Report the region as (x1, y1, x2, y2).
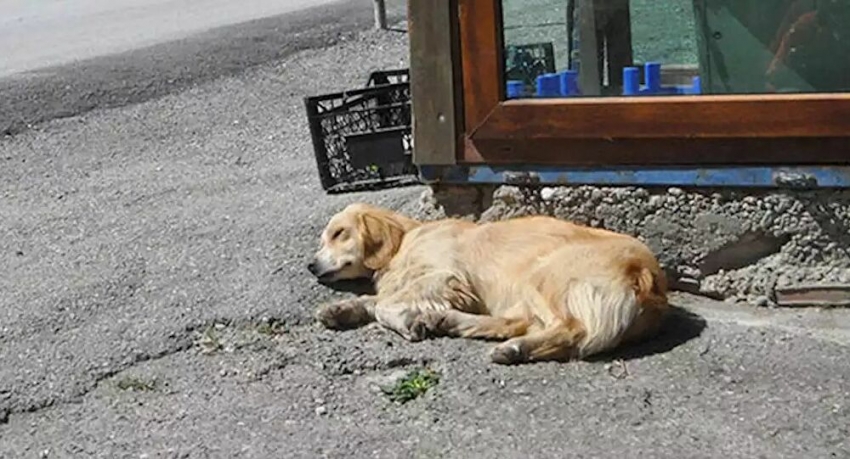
(381, 368, 441, 404)
(197, 325, 224, 354)
(256, 318, 285, 336)
(115, 376, 157, 392)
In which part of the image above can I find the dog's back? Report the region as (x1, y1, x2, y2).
(373, 213, 667, 359)
(426, 216, 664, 350)
(374, 216, 579, 310)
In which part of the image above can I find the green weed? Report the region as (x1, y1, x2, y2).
(381, 368, 441, 404)
(197, 325, 224, 354)
(256, 318, 286, 336)
(115, 376, 157, 392)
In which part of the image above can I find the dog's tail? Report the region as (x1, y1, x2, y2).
(566, 267, 664, 358)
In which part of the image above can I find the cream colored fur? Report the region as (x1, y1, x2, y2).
(310, 203, 669, 365)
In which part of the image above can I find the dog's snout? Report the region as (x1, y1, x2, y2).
(307, 260, 320, 276)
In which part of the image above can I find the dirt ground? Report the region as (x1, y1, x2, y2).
(2, 8, 850, 459)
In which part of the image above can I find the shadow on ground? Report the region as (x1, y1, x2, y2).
(591, 305, 707, 363)
(319, 278, 376, 296)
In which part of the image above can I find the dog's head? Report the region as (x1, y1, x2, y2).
(307, 203, 417, 282)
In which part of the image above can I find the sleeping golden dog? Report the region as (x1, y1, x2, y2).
(307, 203, 668, 365)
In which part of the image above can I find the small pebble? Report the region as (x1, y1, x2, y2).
(648, 195, 664, 207)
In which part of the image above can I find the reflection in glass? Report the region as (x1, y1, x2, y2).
(501, 0, 850, 98)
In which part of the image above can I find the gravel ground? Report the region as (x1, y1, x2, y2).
(2, 7, 850, 459)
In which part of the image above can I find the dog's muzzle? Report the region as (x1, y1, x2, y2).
(307, 260, 322, 277)
(307, 259, 336, 281)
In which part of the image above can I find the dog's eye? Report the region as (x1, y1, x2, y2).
(331, 228, 345, 240)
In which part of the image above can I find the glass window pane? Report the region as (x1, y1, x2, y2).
(501, 0, 850, 98)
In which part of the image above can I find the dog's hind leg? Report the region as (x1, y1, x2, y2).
(316, 295, 377, 330)
(409, 310, 532, 341)
(489, 317, 586, 365)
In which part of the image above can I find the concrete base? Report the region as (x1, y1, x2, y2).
(415, 184, 850, 306)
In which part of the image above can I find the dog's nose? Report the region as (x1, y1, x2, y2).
(307, 260, 319, 276)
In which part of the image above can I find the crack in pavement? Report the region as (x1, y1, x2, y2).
(0, 328, 200, 423)
(4, 294, 849, 427)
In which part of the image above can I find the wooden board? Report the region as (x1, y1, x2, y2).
(408, 0, 459, 165)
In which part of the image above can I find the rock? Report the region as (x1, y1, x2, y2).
(754, 296, 771, 307)
(540, 187, 556, 201)
(648, 195, 664, 208)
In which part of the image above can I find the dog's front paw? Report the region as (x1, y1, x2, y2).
(490, 341, 526, 365)
(316, 302, 346, 330)
(316, 299, 372, 330)
(408, 311, 446, 342)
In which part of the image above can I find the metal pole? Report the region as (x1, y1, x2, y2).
(373, 0, 387, 29)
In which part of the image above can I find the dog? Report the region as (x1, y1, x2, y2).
(308, 203, 669, 365)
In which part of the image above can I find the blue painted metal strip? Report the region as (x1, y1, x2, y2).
(418, 165, 850, 188)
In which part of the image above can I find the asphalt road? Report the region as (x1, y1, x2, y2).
(0, 0, 346, 78)
(0, 0, 405, 137)
(1, 1, 850, 457)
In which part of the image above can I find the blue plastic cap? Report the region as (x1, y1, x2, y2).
(535, 73, 561, 97)
(691, 76, 702, 95)
(644, 62, 662, 92)
(506, 80, 525, 98)
(559, 70, 580, 96)
(623, 67, 640, 95)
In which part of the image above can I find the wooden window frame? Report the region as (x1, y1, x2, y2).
(409, 0, 850, 168)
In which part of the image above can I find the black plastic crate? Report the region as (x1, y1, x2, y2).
(365, 68, 409, 87)
(504, 42, 557, 88)
(304, 69, 419, 193)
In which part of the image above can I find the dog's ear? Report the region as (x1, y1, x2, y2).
(359, 212, 404, 271)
